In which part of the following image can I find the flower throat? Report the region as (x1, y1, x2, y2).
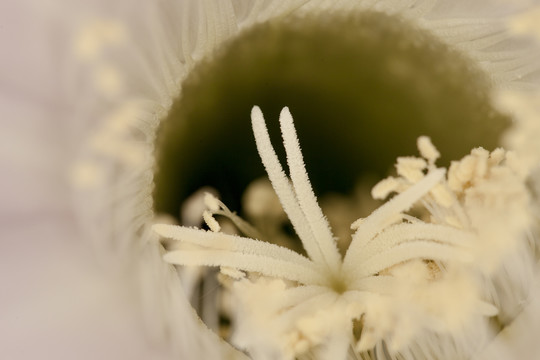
(154, 11, 510, 218)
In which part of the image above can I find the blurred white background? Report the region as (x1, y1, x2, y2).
(0, 1, 174, 358)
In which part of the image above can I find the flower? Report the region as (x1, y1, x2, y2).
(68, 1, 540, 359)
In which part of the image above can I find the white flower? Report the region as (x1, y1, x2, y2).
(68, 1, 540, 359)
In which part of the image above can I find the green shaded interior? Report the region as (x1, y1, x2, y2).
(154, 11, 510, 217)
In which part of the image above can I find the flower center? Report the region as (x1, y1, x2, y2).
(154, 11, 510, 221)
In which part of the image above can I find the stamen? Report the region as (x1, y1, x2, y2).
(220, 266, 246, 280)
(202, 210, 221, 232)
(417, 136, 440, 164)
(203, 192, 262, 239)
(203, 192, 221, 212)
(396, 157, 427, 183)
(371, 176, 401, 200)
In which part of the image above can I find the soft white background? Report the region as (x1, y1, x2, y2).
(0, 1, 174, 358)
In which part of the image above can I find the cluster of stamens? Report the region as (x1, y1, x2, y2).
(154, 106, 532, 359)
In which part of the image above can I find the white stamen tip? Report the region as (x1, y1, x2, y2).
(350, 217, 364, 230)
(371, 177, 399, 200)
(251, 105, 264, 123)
(152, 223, 175, 239)
(204, 192, 222, 212)
(203, 210, 221, 232)
(417, 136, 440, 163)
(489, 148, 506, 166)
(396, 157, 427, 182)
(220, 266, 246, 279)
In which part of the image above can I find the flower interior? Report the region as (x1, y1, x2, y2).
(149, 10, 533, 360)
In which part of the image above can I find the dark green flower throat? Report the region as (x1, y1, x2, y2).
(154, 11, 509, 218)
